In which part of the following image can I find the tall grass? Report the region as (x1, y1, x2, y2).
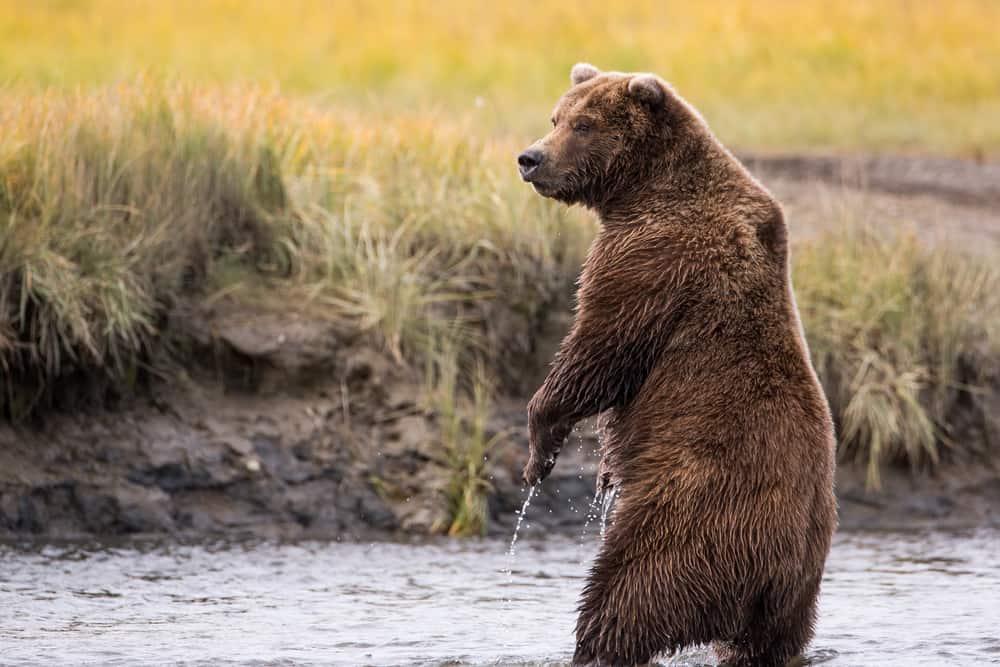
(795, 223, 1000, 487)
(2, 1, 999, 154)
(0, 88, 285, 414)
(424, 336, 506, 537)
(0, 84, 589, 417)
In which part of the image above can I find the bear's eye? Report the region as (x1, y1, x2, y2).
(572, 121, 591, 133)
(550, 117, 557, 127)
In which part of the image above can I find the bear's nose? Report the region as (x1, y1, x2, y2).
(517, 149, 544, 179)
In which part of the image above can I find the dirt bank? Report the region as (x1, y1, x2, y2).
(2, 152, 999, 540)
(3, 334, 998, 541)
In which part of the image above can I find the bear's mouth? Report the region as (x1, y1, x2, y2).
(529, 179, 558, 197)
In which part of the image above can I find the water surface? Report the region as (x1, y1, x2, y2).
(1, 530, 998, 666)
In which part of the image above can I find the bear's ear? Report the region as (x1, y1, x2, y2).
(570, 62, 601, 86)
(627, 74, 664, 107)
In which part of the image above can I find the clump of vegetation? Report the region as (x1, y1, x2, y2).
(0, 85, 588, 418)
(0, 88, 285, 415)
(794, 222, 1000, 487)
(425, 336, 507, 537)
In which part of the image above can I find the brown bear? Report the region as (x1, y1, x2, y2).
(517, 63, 837, 667)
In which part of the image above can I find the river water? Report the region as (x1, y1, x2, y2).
(1, 529, 998, 666)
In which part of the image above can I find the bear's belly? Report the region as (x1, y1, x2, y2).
(597, 393, 836, 536)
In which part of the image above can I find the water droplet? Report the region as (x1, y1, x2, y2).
(579, 487, 603, 564)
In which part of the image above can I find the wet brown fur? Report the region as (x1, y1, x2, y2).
(520, 65, 837, 666)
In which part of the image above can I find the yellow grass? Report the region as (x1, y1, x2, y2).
(2, 0, 1000, 154)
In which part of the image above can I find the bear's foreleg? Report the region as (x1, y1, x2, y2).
(525, 323, 662, 486)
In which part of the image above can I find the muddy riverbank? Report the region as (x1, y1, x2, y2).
(2, 302, 998, 540)
(2, 361, 999, 541)
(2, 152, 999, 540)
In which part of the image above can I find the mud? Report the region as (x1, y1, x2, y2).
(0, 303, 401, 539)
(743, 153, 1000, 251)
(741, 152, 1000, 211)
(2, 152, 999, 540)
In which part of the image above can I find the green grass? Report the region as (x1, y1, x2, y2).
(0, 87, 282, 413)
(2, 1, 1000, 154)
(795, 223, 1000, 487)
(425, 337, 506, 537)
(0, 85, 588, 418)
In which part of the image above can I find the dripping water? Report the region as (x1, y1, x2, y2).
(508, 484, 537, 559)
(599, 486, 617, 539)
(503, 485, 538, 590)
(578, 487, 604, 565)
(501, 484, 538, 644)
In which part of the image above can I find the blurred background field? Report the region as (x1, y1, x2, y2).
(2, 1, 1000, 535)
(4, 0, 1000, 154)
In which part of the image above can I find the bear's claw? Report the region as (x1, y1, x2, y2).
(522, 452, 557, 486)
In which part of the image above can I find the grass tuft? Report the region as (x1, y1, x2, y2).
(425, 337, 505, 537)
(795, 222, 1000, 487)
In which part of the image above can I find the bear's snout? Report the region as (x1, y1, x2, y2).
(517, 148, 544, 180)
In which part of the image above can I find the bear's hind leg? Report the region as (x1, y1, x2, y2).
(713, 638, 802, 667)
(573, 550, 673, 666)
(712, 576, 821, 667)
(572, 533, 704, 665)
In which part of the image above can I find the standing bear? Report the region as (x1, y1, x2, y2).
(518, 64, 837, 666)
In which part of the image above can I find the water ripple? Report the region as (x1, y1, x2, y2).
(0, 530, 997, 666)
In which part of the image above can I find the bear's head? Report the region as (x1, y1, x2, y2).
(517, 63, 698, 208)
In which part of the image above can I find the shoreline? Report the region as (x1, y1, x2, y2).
(2, 333, 997, 542)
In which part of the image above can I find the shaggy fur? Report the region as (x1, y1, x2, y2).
(519, 65, 837, 666)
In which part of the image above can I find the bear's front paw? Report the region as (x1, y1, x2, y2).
(522, 451, 557, 487)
